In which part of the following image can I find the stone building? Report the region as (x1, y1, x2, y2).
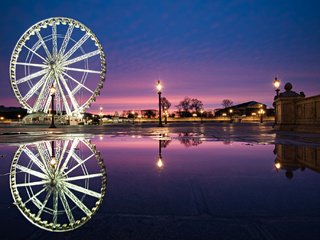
(274, 83, 320, 133)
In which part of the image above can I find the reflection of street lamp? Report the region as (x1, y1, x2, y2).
(274, 77, 280, 96)
(275, 161, 281, 170)
(156, 80, 163, 127)
(157, 136, 164, 170)
(229, 109, 233, 123)
(50, 141, 57, 168)
(49, 85, 56, 128)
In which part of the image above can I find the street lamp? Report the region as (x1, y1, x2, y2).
(156, 80, 163, 127)
(17, 114, 21, 122)
(49, 85, 56, 128)
(131, 110, 135, 124)
(273, 77, 280, 127)
(200, 109, 204, 123)
(99, 107, 103, 125)
(258, 109, 265, 123)
(229, 109, 233, 123)
(274, 77, 280, 96)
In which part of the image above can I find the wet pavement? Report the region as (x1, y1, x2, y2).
(0, 123, 320, 240)
(0, 122, 320, 146)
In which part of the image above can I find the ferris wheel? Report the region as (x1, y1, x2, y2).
(10, 138, 107, 232)
(10, 17, 106, 117)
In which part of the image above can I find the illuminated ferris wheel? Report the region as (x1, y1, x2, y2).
(10, 138, 107, 232)
(9, 17, 106, 118)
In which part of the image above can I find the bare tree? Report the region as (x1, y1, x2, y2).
(161, 97, 171, 111)
(176, 97, 192, 117)
(222, 99, 234, 108)
(191, 98, 203, 113)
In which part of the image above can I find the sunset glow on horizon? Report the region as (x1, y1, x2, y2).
(0, 0, 319, 114)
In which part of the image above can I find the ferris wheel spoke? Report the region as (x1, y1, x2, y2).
(63, 50, 100, 66)
(63, 66, 101, 74)
(64, 153, 95, 176)
(64, 173, 103, 182)
(63, 187, 92, 216)
(62, 72, 94, 94)
(36, 31, 52, 60)
(64, 182, 102, 199)
(59, 139, 79, 174)
(36, 188, 53, 218)
(56, 80, 72, 115)
(36, 143, 53, 175)
(59, 190, 75, 224)
(58, 74, 80, 113)
(53, 189, 59, 224)
(16, 62, 47, 68)
(62, 33, 90, 61)
(15, 69, 48, 84)
(16, 180, 48, 188)
(23, 147, 48, 174)
(43, 93, 52, 114)
(23, 73, 49, 102)
(71, 84, 82, 96)
(23, 44, 48, 62)
(16, 164, 48, 179)
(56, 140, 69, 170)
(52, 23, 58, 57)
(55, 88, 62, 114)
(58, 25, 74, 57)
(33, 72, 53, 112)
(23, 187, 47, 205)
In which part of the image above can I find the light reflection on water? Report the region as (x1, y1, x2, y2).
(0, 134, 320, 237)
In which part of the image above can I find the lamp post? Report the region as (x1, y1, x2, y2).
(49, 85, 56, 128)
(273, 77, 281, 127)
(156, 80, 163, 127)
(99, 107, 103, 125)
(200, 109, 204, 123)
(18, 114, 21, 122)
(131, 110, 135, 124)
(258, 109, 265, 123)
(229, 109, 233, 123)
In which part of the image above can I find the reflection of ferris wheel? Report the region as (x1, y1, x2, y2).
(10, 17, 106, 117)
(10, 138, 107, 232)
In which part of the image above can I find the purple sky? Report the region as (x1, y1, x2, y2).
(0, 0, 319, 114)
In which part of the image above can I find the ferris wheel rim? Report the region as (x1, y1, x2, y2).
(9, 138, 107, 232)
(9, 17, 106, 116)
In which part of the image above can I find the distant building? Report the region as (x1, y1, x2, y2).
(0, 105, 27, 120)
(122, 109, 158, 118)
(215, 101, 270, 117)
